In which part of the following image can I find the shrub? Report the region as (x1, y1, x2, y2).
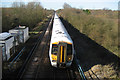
(57, 8, 118, 56)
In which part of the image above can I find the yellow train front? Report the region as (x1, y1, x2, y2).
(49, 13, 74, 68)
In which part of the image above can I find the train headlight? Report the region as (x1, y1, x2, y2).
(68, 57, 71, 60)
(67, 55, 72, 62)
(52, 54, 57, 62)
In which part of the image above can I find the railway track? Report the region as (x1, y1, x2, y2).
(50, 59, 86, 80)
(18, 17, 53, 79)
(74, 54, 86, 80)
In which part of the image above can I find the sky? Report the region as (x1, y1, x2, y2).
(1, 0, 120, 10)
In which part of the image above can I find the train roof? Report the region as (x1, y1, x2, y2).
(51, 13, 73, 44)
(54, 13, 59, 19)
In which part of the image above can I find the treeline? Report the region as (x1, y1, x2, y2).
(57, 3, 118, 57)
(2, 2, 53, 31)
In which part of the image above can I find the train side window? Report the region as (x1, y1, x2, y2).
(52, 44, 58, 55)
(67, 44, 72, 55)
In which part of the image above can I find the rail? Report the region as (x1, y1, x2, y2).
(9, 47, 25, 70)
(74, 51, 86, 80)
(77, 63, 86, 80)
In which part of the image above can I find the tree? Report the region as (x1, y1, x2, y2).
(63, 3, 72, 9)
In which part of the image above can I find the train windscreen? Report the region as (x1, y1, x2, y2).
(67, 44, 72, 55)
(67, 44, 72, 62)
(52, 44, 58, 55)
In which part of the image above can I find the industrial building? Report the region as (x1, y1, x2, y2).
(9, 26, 29, 45)
(0, 32, 14, 61)
(1, 26, 29, 61)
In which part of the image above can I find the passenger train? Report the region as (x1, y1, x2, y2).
(49, 13, 74, 68)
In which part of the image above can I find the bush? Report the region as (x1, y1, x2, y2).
(57, 8, 118, 57)
(2, 2, 52, 31)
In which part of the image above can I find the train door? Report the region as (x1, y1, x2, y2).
(58, 44, 67, 64)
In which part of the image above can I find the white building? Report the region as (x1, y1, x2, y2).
(9, 26, 29, 45)
(0, 32, 14, 61)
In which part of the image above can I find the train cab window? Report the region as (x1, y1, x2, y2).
(67, 44, 72, 55)
(52, 44, 58, 55)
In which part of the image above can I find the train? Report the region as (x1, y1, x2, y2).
(49, 13, 75, 68)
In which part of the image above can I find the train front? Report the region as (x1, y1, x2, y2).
(50, 41, 74, 68)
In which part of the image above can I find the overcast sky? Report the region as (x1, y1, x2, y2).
(1, 0, 119, 10)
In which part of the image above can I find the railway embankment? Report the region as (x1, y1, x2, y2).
(60, 17, 120, 79)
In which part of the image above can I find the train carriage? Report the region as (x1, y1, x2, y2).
(49, 13, 74, 68)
